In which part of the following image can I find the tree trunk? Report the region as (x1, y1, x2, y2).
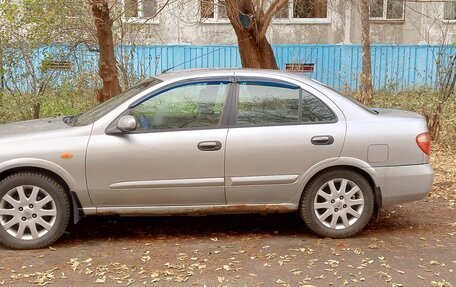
(32, 103, 40, 119)
(234, 28, 278, 69)
(91, 0, 122, 102)
(358, 0, 373, 105)
(225, 0, 282, 69)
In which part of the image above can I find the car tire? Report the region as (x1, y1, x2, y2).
(0, 173, 70, 249)
(299, 169, 374, 238)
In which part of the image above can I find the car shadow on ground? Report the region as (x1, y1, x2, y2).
(0, 205, 430, 251)
(63, 213, 309, 240)
(53, 206, 423, 246)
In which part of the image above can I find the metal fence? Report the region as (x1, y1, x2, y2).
(5, 44, 456, 92)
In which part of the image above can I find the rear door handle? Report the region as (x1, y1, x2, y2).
(198, 141, 222, 151)
(311, 135, 334, 145)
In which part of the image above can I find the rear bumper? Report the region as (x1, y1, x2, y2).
(368, 164, 434, 207)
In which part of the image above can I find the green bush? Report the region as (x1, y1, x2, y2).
(40, 83, 97, 118)
(0, 85, 97, 124)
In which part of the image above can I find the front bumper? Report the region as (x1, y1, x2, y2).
(368, 164, 434, 207)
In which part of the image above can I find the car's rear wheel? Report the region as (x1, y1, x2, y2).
(300, 170, 374, 238)
(0, 173, 70, 249)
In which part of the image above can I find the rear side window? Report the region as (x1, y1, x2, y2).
(237, 82, 300, 126)
(301, 90, 337, 122)
(236, 81, 336, 126)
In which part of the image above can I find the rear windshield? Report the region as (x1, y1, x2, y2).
(340, 92, 379, 115)
(309, 79, 378, 115)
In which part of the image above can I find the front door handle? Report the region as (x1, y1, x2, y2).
(311, 135, 334, 145)
(198, 141, 222, 151)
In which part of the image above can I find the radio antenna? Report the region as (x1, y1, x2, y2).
(160, 37, 251, 74)
(161, 45, 228, 74)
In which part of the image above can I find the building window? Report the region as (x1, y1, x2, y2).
(124, 0, 158, 21)
(369, 0, 405, 21)
(293, 0, 327, 18)
(275, 3, 289, 18)
(275, 0, 328, 21)
(200, 0, 228, 20)
(444, 2, 456, 20)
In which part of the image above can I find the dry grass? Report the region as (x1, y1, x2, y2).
(430, 144, 456, 202)
(372, 89, 456, 148)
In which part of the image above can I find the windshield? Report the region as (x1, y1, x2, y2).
(70, 77, 162, 126)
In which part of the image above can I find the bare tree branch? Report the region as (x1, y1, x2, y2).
(258, 0, 288, 39)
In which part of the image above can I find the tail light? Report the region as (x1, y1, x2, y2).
(416, 132, 430, 156)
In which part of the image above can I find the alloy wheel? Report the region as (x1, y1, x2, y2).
(313, 178, 365, 230)
(0, 185, 57, 240)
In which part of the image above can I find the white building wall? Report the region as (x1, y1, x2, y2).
(119, 0, 456, 45)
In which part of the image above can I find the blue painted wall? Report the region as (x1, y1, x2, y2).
(10, 44, 456, 92)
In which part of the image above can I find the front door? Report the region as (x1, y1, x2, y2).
(86, 80, 231, 207)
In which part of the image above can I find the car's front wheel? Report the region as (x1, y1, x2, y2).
(300, 170, 374, 238)
(0, 173, 70, 249)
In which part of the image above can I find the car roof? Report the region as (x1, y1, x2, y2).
(154, 68, 316, 86)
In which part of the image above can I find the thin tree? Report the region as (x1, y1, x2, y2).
(90, 0, 122, 102)
(0, 46, 4, 93)
(358, 0, 373, 105)
(224, 0, 289, 69)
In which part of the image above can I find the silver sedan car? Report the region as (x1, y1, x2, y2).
(0, 69, 433, 249)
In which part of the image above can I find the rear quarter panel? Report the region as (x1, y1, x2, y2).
(341, 115, 428, 167)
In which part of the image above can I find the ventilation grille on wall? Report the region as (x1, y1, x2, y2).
(41, 60, 73, 71)
(285, 63, 315, 73)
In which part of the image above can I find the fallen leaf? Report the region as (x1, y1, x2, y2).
(95, 276, 106, 284)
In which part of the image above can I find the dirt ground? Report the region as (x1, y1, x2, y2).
(0, 147, 455, 287)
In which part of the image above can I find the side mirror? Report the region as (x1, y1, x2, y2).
(117, 115, 137, 132)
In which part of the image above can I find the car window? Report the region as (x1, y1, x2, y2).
(237, 82, 300, 126)
(301, 90, 337, 123)
(72, 77, 162, 126)
(130, 81, 228, 131)
(309, 78, 378, 115)
(236, 81, 336, 126)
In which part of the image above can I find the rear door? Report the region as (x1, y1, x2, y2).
(225, 78, 346, 204)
